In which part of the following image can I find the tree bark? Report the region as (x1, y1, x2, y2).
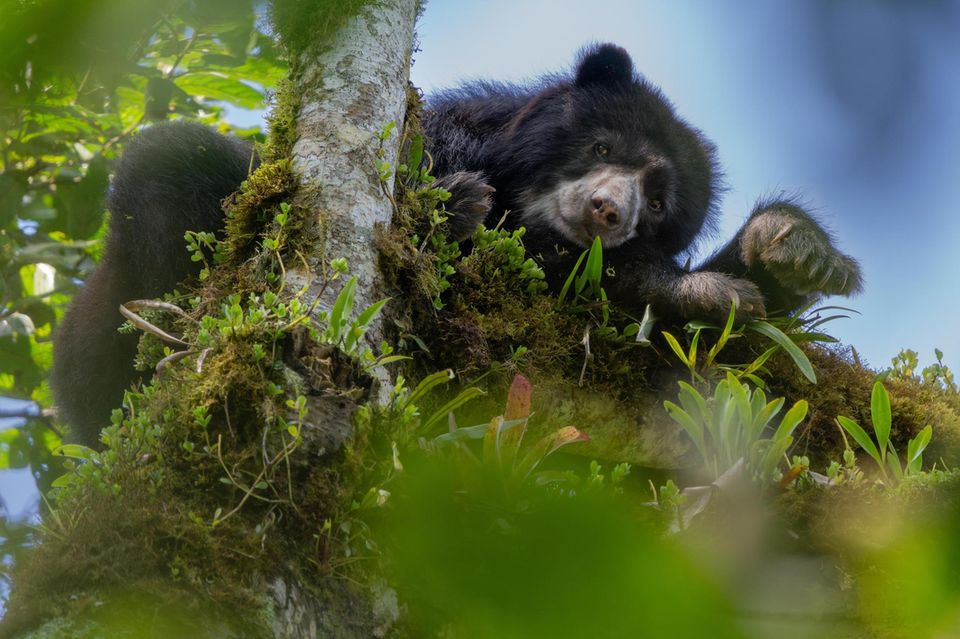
(269, 1, 417, 636)
(288, 0, 416, 364)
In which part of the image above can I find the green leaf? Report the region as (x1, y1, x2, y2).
(870, 381, 892, 461)
(837, 416, 882, 468)
(739, 372, 766, 387)
(434, 418, 526, 444)
(711, 381, 736, 466)
(886, 452, 903, 481)
(661, 331, 690, 367)
(773, 400, 808, 442)
(688, 329, 701, 369)
(558, 249, 588, 303)
(677, 381, 709, 426)
(512, 426, 590, 484)
(113, 85, 145, 127)
(406, 134, 424, 180)
(421, 387, 486, 434)
(754, 435, 793, 480)
(750, 397, 785, 441)
(404, 369, 454, 410)
(0, 175, 26, 227)
(727, 372, 752, 437)
(53, 443, 93, 460)
(345, 298, 390, 352)
(706, 381, 730, 450)
(327, 277, 357, 343)
(205, 56, 287, 87)
(174, 72, 264, 109)
(373, 355, 410, 367)
(664, 401, 706, 462)
(51, 474, 75, 489)
(747, 320, 816, 384)
(482, 416, 504, 465)
(585, 236, 604, 284)
(907, 425, 933, 470)
(575, 236, 603, 294)
(790, 331, 840, 344)
(706, 302, 737, 365)
(55, 154, 109, 239)
(749, 387, 766, 423)
(741, 346, 778, 380)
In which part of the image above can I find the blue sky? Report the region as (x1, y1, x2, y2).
(412, 0, 960, 372)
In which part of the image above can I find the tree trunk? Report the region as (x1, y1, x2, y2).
(269, 6, 418, 633)
(0, 2, 417, 638)
(288, 0, 415, 375)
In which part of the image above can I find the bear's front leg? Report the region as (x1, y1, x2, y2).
(700, 200, 863, 313)
(604, 253, 765, 323)
(432, 171, 495, 241)
(671, 271, 766, 321)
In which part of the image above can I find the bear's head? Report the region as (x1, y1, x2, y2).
(496, 43, 720, 257)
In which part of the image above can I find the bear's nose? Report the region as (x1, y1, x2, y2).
(591, 195, 620, 226)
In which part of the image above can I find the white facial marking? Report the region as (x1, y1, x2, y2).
(521, 166, 647, 248)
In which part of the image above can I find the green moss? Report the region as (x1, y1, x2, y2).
(14, 585, 270, 639)
(4, 291, 380, 632)
(2, 453, 274, 636)
(269, 0, 373, 55)
(263, 76, 302, 162)
(222, 159, 298, 261)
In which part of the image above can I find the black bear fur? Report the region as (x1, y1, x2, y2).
(422, 43, 861, 320)
(51, 122, 256, 444)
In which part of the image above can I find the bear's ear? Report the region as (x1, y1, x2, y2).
(575, 43, 634, 88)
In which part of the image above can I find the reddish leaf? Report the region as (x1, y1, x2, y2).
(504, 374, 532, 421)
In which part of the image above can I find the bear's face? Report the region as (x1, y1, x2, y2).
(502, 44, 719, 256)
(520, 161, 671, 249)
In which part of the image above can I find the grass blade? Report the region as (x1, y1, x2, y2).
(421, 387, 487, 434)
(747, 320, 816, 384)
(404, 369, 454, 409)
(662, 331, 691, 367)
(558, 250, 588, 303)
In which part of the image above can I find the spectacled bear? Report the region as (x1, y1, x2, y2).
(52, 43, 862, 445)
(424, 43, 862, 319)
(51, 123, 256, 446)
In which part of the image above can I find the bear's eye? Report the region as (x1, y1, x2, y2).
(648, 199, 663, 212)
(593, 143, 609, 158)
